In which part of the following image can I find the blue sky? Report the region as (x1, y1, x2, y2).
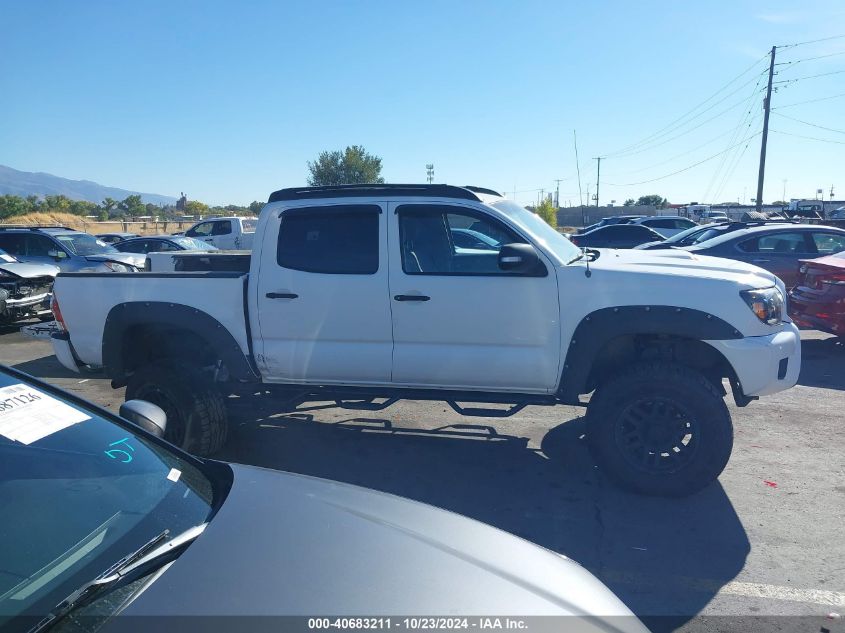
(1, 0, 843, 206)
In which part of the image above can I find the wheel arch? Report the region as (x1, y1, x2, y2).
(102, 302, 259, 385)
(558, 305, 744, 403)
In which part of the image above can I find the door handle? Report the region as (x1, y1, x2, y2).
(752, 259, 771, 263)
(394, 294, 430, 302)
(266, 292, 298, 299)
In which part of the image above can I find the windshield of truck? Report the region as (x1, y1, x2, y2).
(54, 233, 118, 256)
(491, 199, 580, 264)
(0, 370, 218, 630)
(171, 237, 218, 251)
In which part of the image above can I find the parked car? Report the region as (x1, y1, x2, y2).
(788, 251, 845, 336)
(184, 216, 257, 250)
(0, 227, 145, 272)
(569, 223, 666, 248)
(51, 184, 801, 497)
(635, 220, 794, 251)
(96, 232, 140, 245)
(0, 364, 646, 632)
(629, 216, 698, 237)
(683, 224, 845, 287)
(0, 248, 57, 325)
(578, 215, 644, 233)
(450, 227, 501, 250)
(114, 235, 219, 255)
(698, 210, 730, 224)
(830, 206, 845, 220)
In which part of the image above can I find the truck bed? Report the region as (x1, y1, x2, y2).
(53, 271, 250, 369)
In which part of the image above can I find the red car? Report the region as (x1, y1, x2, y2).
(788, 251, 845, 335)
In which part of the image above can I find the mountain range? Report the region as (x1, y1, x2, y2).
(0, 164, 175, 206)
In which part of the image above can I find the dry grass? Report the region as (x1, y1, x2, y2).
(2, 212, 91, 230)
(1, 213, 195, 236)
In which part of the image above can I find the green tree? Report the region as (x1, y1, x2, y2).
(307, 145, 384, 186)
(0, 195, 31, 218)
(248, 200, 264, 215)
(636, 194, 667, 208)
(184, 200, 210, 216)
(535, 197, 558, 229)
(43, 194, 71, 212)
(119, 194, 145, 217)
(68, 199, 97, 216)
(623, 198, 636, 206)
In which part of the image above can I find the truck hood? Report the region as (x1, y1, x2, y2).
(585, 247, 778, 288)
(118, 464, 645, 629)
(0, 261, 59, 279)
(85, 252, 146, 269)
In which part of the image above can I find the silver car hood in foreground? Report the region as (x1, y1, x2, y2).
(118, 465, 646, 630)
(0, 261, 59, 279)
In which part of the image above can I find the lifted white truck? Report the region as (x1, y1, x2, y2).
(51, 184, 801, 496)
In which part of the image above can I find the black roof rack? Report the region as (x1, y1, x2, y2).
(0, 225, 76, 231)
(463, 185, 503, 197)
(267, 184, 484, 203)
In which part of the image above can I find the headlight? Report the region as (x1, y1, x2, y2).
(103, 261, 129, 272)
(740, 287, 783, 325)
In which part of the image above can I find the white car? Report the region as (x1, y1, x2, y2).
(629, 216, 698, 237)
(0, 248, 58, 324)
(698, 210, 730, 224)
(51, 184, 801, 497)
(183, 216, 257, 250)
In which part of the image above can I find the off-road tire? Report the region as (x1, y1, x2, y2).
(125, 361, 228, 456)
(586, 362, 733, 497)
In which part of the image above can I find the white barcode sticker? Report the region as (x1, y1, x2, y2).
(0, 384, 90, 445)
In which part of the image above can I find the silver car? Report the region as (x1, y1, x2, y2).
(0, 250, 58, 324)
(0, 228, 145, 272)
(0, 365, 647, 632)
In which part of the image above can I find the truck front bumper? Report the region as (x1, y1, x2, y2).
(707, 321, 801, 398)
(51, 331, 82, 374)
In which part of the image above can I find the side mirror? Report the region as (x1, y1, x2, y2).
(120, 399, 167, 438)
(47, 249, 67, 260)
(498, 243, 542, 274)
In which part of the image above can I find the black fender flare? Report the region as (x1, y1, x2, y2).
(102, 302, 259, 382)
(557, 305, 742, 402)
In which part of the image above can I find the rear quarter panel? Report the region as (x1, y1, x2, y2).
(54, 273, 249, 367)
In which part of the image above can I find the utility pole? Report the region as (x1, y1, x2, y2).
(426, 164, 434, 184)
(593, 157, 602, 207)
(755, 45, 776, 213)
(553, 179, 563, 207)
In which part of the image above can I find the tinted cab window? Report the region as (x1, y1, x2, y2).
(277, 206, 379, 274)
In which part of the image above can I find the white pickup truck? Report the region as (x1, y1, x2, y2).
(182, 216, 257, 249)
(50, 184, 801, 496)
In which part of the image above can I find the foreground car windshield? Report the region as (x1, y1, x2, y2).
(171, 237, 217, 251)
(0, 371, 217, 630)
(491, 199, 581, 263)
(54, 234, 118, 256)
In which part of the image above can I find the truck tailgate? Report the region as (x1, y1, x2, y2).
(54, 271, 249, 367)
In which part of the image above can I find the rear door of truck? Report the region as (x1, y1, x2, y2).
(253, 202, 392, 383)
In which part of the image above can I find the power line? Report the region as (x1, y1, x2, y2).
(777, 33, 845, 49)
(604, 131, 762, 187)
(770, 129, 845, 144)
(775, 50, 845, 68)
(605, 87, 765, 159)
(772, 111, 845, 134)
(602, 56, 768, 157)
(711, 114, 763, 203)
(773, 68, 845, 85)
(773, 91, 845, 108)
(702, 68, 768, 201)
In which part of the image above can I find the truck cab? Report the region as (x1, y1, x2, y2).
(184, 216, 257, 250)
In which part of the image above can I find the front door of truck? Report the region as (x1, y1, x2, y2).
(387, 202, 561, 392)
(255, 202, 393, 383)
